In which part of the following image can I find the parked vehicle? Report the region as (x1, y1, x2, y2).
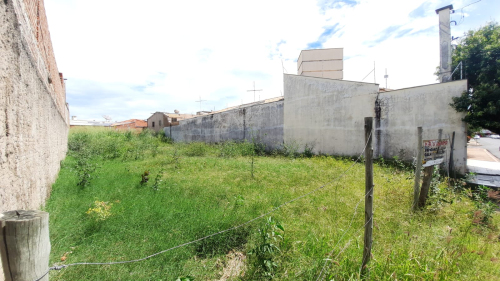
(490, 134, 500, 139)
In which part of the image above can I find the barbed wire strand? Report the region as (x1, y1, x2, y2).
(34, 132, 373, 281)
(315, 187, 373, 281)
(316, 216, 373, 281)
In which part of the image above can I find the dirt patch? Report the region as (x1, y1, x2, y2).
(219, 251, 246, 281)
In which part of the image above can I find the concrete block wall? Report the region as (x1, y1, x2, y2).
(376, 81, 468, 173)
(284, 75, 379, 156)
(169, 100, 284, 149)
(284, 74, 467, 173)
(297, 48, 343, 80)
(1, 1, 69, 277)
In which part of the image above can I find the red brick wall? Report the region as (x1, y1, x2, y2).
(14, 0, 67, 124)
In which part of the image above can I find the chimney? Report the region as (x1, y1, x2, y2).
(436, 5, 454, 83)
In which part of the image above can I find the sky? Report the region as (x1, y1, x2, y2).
(43, 0, 500, 122)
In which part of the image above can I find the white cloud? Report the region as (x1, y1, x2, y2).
(44, 0, 500, 121)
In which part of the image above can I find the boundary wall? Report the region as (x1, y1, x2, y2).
(170, 74, 467, 174)
(0, 1, 68, 215)
(284, 74, 467, 173)
(170, 100, 284, 149)
(2, 1, 69, 277)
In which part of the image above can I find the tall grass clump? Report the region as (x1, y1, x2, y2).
(45, 128, 500, 280)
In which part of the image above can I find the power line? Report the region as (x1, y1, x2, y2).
(456, 0, 481, 10)
(33, 132, 374, 281)
(361, 69, 374, 82)
(452, 0, 482, 26)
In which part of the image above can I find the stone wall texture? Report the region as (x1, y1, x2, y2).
(1, 0, 68, 277)
(169, 100, 284, 150)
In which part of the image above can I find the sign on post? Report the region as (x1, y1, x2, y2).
(422, 139, 448, 167)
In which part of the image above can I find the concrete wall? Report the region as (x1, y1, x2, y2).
(1, 3, 68, 279)
(297, 48, 343, 80)
(376, 81, 468, 172)
(169, 100, 284, 149)
(284, 74, 467, 173)
(284, 74, 379, 156)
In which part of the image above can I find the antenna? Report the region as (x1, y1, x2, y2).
(195, 96, 207, 111)
(281, 59, 288, 74)
(247, 81, 262, 102)
(384, 68, 389, 89)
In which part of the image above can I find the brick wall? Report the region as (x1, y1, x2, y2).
(11, 0, 68, 123)
(1, 1, 69, 279)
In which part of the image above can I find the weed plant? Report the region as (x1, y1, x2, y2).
(45, 127, 500, 280)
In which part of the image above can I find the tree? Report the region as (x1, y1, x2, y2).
(448, 22, 500, 133)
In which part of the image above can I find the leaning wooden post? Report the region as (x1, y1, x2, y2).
(361, 117, 374, 276)
(412, 127, 423, 211)
(418, 166, 434, 208)
(0, 210, 51, 281)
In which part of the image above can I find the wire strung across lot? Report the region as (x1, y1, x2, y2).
(315, 186, 373, 281)
(316, 215, 373, 281)
(34, 132, 372, 281)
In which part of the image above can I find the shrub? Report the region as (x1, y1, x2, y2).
(248, 217, 285, 278)
(184, 142, 208, 157)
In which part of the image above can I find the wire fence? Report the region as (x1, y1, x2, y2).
(34, 132, 373, 281)
(316, 186, 373, 281)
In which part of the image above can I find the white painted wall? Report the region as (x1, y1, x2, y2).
(376, 80, 467, 173)
(284, 74, 467, 173)
(297, 48, 343, 80)
(284, 74, 379, 156)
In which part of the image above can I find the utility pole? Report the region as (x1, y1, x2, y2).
(436, 5, 454, 83)
(247, 81, 262, 102)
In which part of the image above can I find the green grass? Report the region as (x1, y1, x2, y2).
(44, 128, 500, 280)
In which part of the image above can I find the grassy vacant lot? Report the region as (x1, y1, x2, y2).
(45, 128, 500, 280)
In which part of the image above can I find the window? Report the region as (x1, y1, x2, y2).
(172, 118, 177, 122)
(159, 120, 162, 127)
(152, 121, 155, 127)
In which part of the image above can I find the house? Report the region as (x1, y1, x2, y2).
(111, 119, 147, 132)
(147, 110, 195, 132)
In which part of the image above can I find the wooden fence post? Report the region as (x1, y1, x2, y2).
(361, 117, 374, 276)
(0, 210, 50, 281)
(418, 166, 434, 208)
(412, 127, 423, 211)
